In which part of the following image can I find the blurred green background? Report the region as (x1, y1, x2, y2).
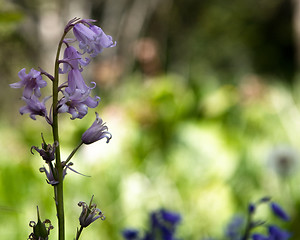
(1, 0, 300, 239)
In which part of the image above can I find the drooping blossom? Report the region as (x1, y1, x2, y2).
(78, 196, 105, 228)
(20, 95, 51, 123)
(73, 20, 116, 57)
(65, 68, 95, 95)
(10, 68, 47, 98)
(81, 112, 112, 144)
(57, 89, 100, 119)
(59, 45, 90, 74)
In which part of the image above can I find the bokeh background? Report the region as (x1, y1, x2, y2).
(1, 0, 300, 239)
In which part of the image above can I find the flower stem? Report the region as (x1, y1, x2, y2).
(52, 31, 68, 240)
(241, 209, 253, 240)
(64, 141, 84, 166)
(75, 226, 84, 240)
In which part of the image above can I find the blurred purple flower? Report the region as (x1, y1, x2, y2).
(248, 203, 256, 214)
(10, 68, 47, 98)
(251, 225, 291, 240)
(73, 20, 116, 57)
(270, 202, 290, 221)
(147, 209, 181, 240)
(252, 233, 269, 240)
(122, 229, 140, 240)
(225, 216, 244, 240)
(122, 209, 181, 240)
(268, 225, 291, 239)
(81, 112, 112, 144)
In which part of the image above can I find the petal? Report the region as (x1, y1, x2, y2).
(83, 96, 100, 108)
(17, 68, 28, 81)
(9, 81, 24, 89)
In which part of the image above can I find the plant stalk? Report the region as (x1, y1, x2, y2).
(52, 31, 68, 240)
(75, 226, 84, 240)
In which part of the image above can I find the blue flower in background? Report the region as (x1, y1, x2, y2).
(123, 200, 291, 240)
(122, 209, 181, 240)
(270, 202, 290, 222)
(225, 216, 245, 240)
(250, 201, 291, 240)
(122, 229, 140, 240)
(252, 225, 291, 240)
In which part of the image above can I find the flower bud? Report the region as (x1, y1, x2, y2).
(31, 134, 58, 162)
(28, 206, 53, 240)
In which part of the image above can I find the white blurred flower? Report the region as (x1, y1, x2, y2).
(267, 145, 299, 178)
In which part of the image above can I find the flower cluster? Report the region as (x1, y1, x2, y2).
(10, 68, 51, 124)
(218, 197, 291, 240)
(251, 200, 291, 240)
(122, 209, 181, 240)
(10, 18, 116, 122)
(10, 17, 115, 240)
(122, 199, 291, 240)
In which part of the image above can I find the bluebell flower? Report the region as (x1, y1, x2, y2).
(251, 233, 269, 240)
(251, 225, 291, 240)
(270, 202, 290, 222)
(268, 225, 291, 239)
(59, 45, 90, 73)
(73, 20, 116, 58)
(122, 209, 181, 240)
(58, 88, 100, 119)
(78, 196, 105, 228)
(19, 95, 51, 123)
(148, 209, 181, 240)
(81, 112, 112, 144)
(225, 216, 244, 240)
(65, 68, 96, 95)
(122, 229, 140, 240)
(10, 68, 47, 98)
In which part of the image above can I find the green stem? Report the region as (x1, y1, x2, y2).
(64, 141, 84, 166)
(52, 31, 68, 240)
(242, 208, 253, 240)
(75, 226, 84, 240)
